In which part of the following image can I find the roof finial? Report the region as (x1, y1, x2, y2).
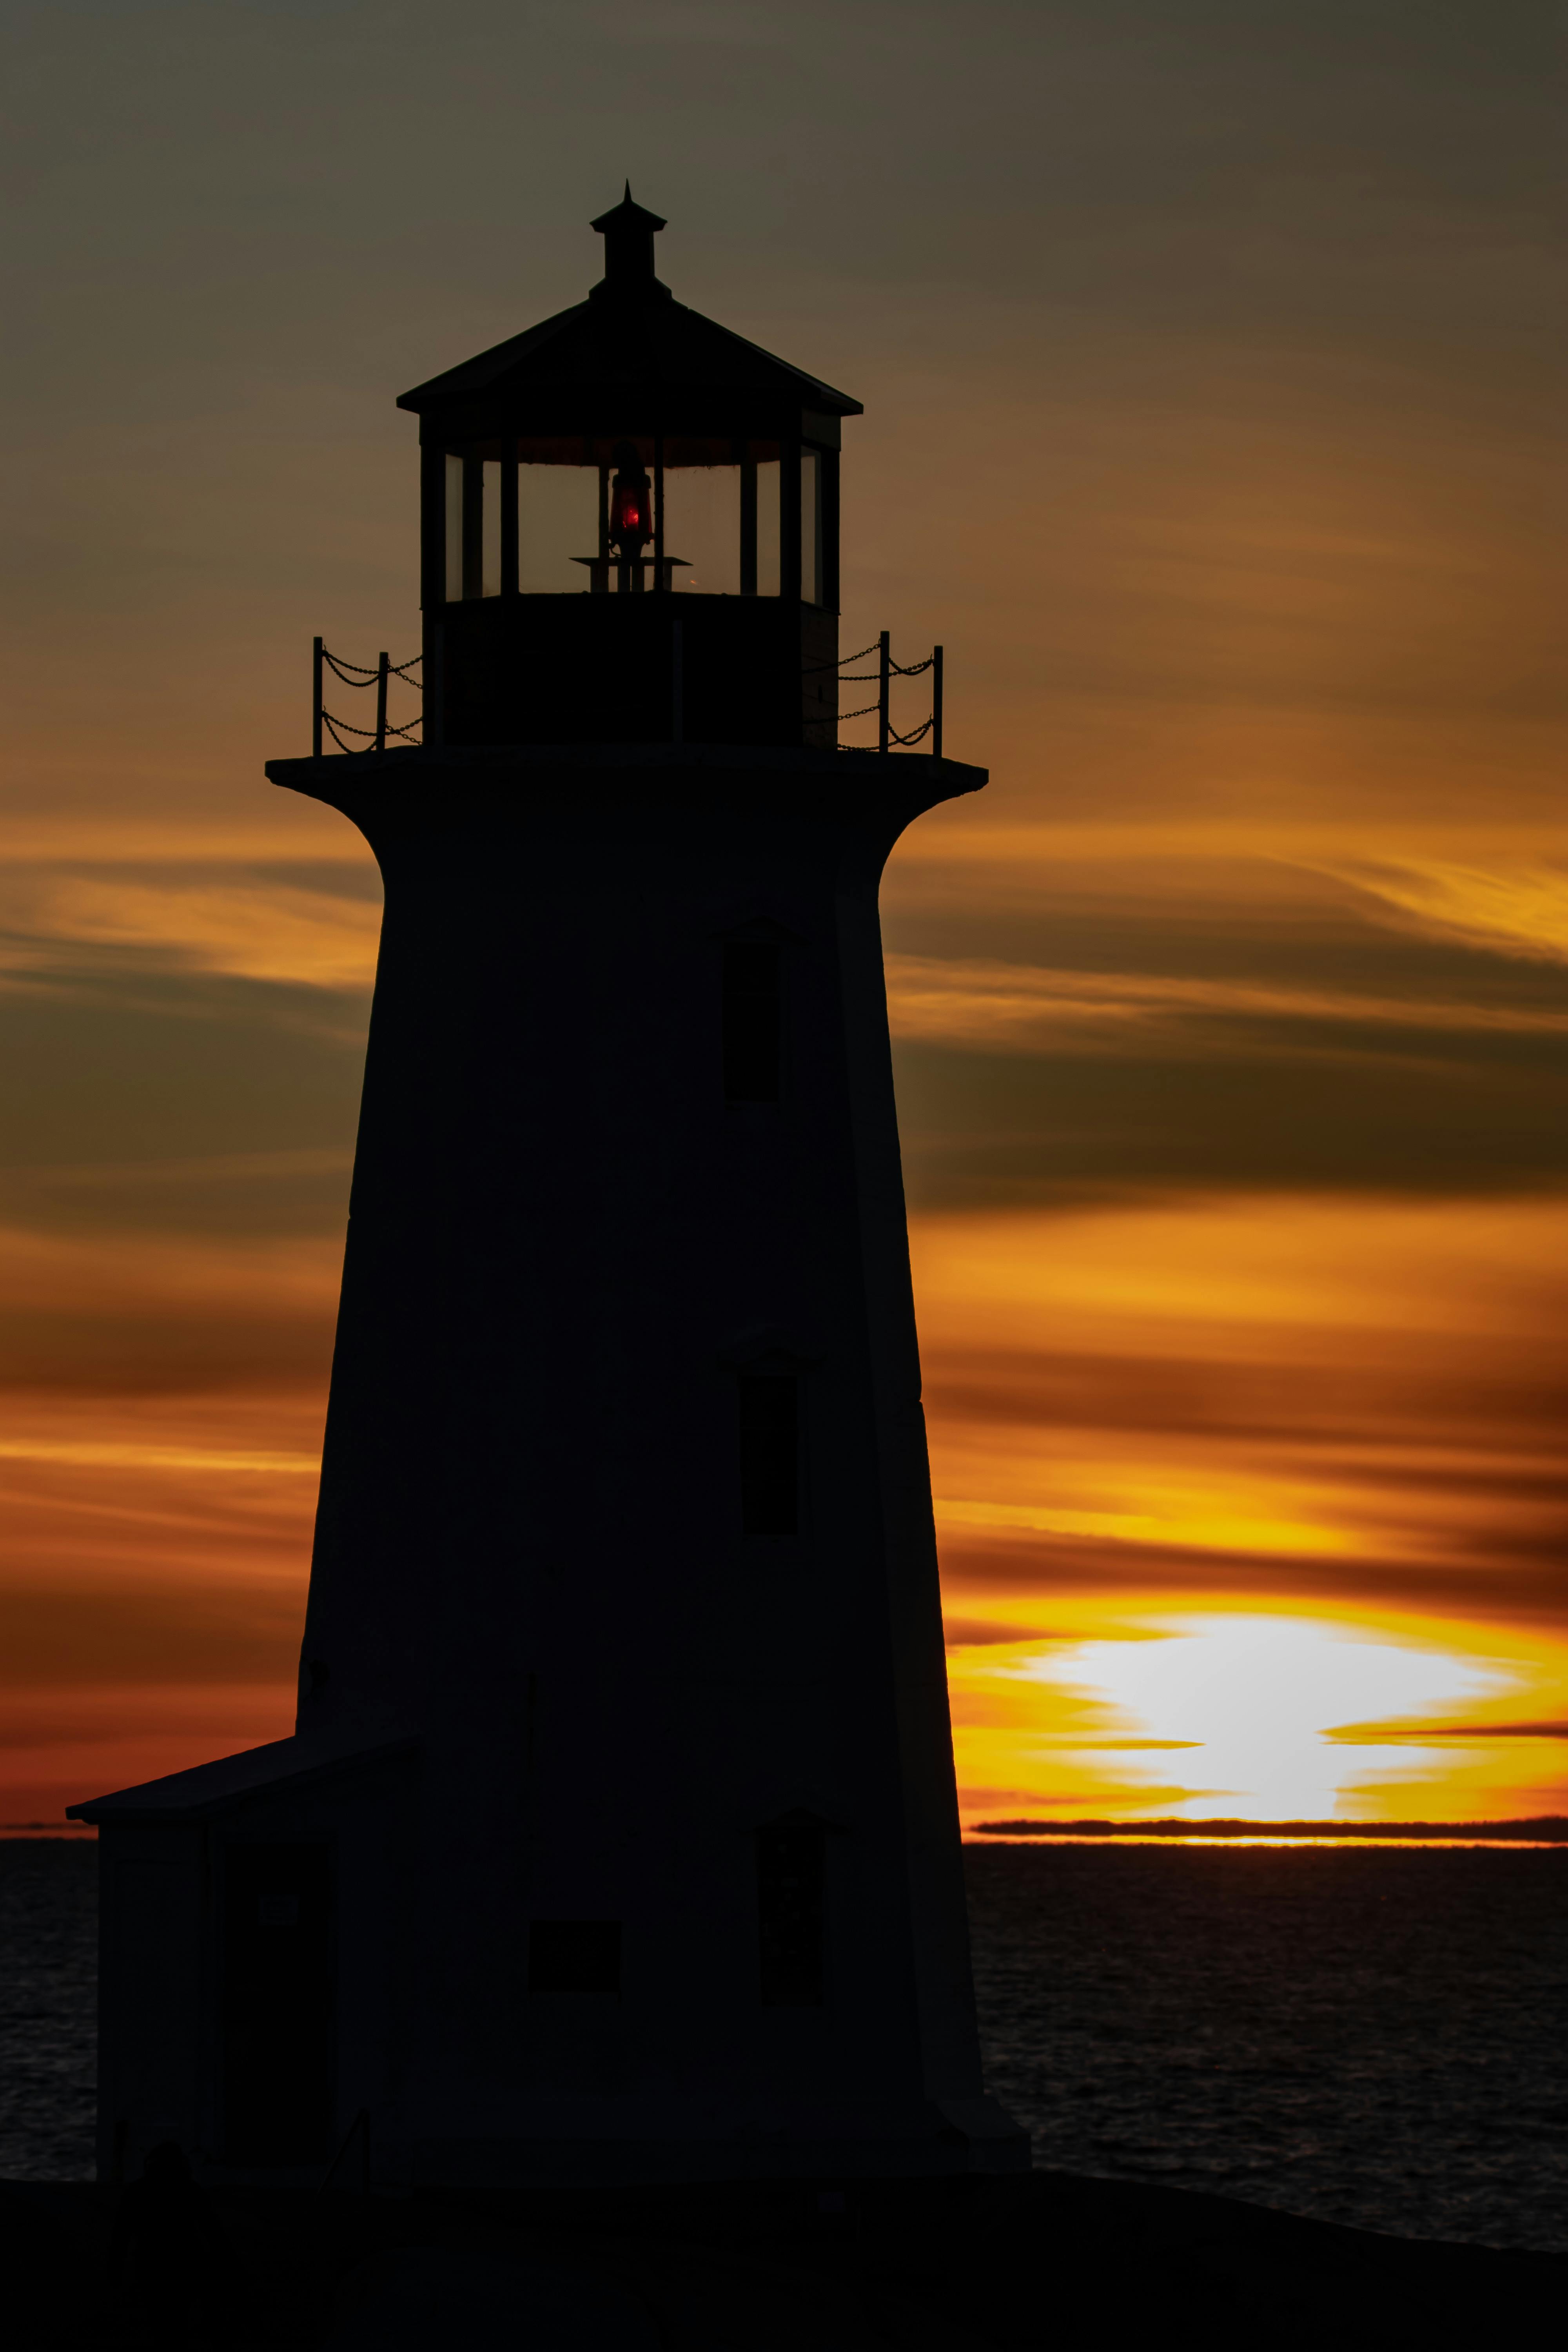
(590, 185, 669, 298)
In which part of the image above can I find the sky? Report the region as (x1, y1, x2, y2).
(2, 0, 1563, 1830)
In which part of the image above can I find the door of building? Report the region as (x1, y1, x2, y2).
(221, 1841, 334, 2163)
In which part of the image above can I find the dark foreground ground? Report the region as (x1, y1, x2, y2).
(2, 2169, 1561, 2351)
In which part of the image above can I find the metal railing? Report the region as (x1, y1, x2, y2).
(312, 638, 423, 755)
(307, 628, 943, 758)
(804, 632, 944, 755)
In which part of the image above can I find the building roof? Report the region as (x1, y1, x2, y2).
(67, 1731, 418, 1822)
(397, 189, 861, 438)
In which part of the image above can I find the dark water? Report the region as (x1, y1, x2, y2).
(4, 1839, 1565, 2251)
(0, 1842, 96, 2182)
(967, 1842, 1568, 2252)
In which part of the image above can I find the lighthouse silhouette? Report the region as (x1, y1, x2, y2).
(73, 193, 1027, 2190)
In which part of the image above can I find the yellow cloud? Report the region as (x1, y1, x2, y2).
(911, 1196, 1568, 1347)
(0, 1437, 318, 1475)
(1323, 860, 1568, 964)
(30, 877, 382, 989)
(934, 1493, 1352, 1558)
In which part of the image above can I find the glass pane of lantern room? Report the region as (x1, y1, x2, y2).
(755, 455, 780, 597)
(445, 454, 463, 603)
(518, 463, 597, 593)
(800, 448, 823, 607)
(481, 462, 502, 598)
(667, 465, 740, 595)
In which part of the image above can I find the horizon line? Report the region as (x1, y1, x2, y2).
(971, 1817, 1568, 1842)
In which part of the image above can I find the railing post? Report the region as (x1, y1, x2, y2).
(312, 637, 323, 759)
(671, 618, 684, 745)
(501, 435, 519, 598)
(654, 432, 666, 593)
(878, 630, 890, 755)
(931, 644, 943, 760)
(374, 652, 389, 754)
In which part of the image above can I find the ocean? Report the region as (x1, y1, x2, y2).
(967, 1842, 1568, 2252)
(4, 1838, 1564, 2251)
(0, 1841, 96, 2184)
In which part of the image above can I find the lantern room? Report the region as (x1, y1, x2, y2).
(399, 190, 859, 750)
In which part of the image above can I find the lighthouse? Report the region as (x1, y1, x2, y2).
(73, 193, 1026, 2189)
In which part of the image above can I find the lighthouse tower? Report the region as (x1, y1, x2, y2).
(73, 195, 1025, 2189)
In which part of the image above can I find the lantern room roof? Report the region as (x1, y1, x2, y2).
(396, 189, 862, 441)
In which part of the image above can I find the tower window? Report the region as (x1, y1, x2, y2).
(739, 1374, 798, 1535)
(528, 1919, 621, 1995)
(757, 1818, 825, 2004)
(722, 941, 781, 1102)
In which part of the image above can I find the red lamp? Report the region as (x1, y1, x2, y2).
(609, 441, 653, 554)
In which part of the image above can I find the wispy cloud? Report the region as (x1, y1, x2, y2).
(0, 823, 358, 865)
(31, 1147, 353, 1195)
(0, 876, 381, 991)
(1325, 1719, 1568, 1746)
(935, 1493, 1354, 1559)
(915, 1196, 1568, 1667)
(0, 1224, 342, 1393)
(1325, 861, 1568, 965)
(885, 951, 1568, 1051)
(0, 1437, 318, 1475)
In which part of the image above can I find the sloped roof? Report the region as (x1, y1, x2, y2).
(67, 1730, 418, 1821)
(397, 190, 860, 427)
(397, 297, 860, 419)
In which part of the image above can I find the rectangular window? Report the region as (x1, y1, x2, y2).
(800, 447, 823, 607)
(739, 1374, 798, 1536)
(528, 1919, 621, 1994)
(757, 1820, 824, 2004)
(445, 453, 463, 603)
(722, 941, 781, 1103)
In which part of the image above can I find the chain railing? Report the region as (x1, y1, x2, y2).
(804, 632, 944, 757)
(309, 629, 939, 758)
(312, 638, 423, 755)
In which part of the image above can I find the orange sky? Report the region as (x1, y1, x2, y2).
(2, 2, 1562, 1829)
